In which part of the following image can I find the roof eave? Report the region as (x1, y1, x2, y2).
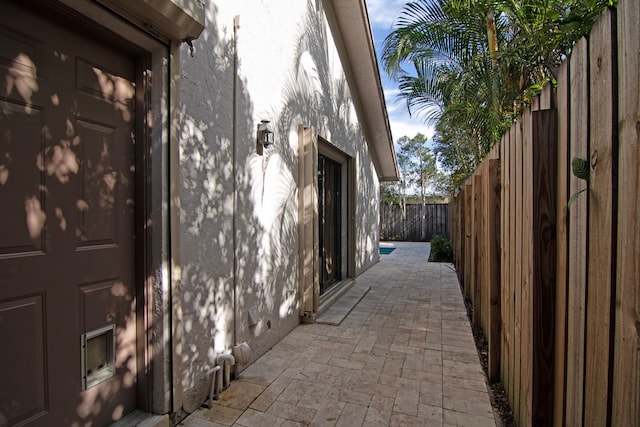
(323, 0, 399, 181)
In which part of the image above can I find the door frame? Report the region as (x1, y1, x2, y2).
(298, 126, 355, 320)
(48, 0, 178, 415)
(318, 137, 356, 283)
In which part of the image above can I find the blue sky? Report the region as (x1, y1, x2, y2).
(365, 0, 435, 143)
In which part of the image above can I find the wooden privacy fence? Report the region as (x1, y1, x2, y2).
(380, 203, 449, 241)
(449, 3, 639, 426)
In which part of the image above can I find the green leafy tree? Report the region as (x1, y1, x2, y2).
(383, 133, 447, 237)
(383, 0, 511, 156)
(397, 133, 445, 206)
(382, 0, 616, 193)
(381, 181, 402, 204)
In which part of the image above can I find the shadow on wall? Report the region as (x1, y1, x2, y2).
(280, 0, 380, 273)
(177, 1, 239, 409)
(356, 132, 381, 273)
(176, 0, 381, 412)
(237, 0, 357, 349)
(177, 2, 299, 409)
(279, 0, 380, 274)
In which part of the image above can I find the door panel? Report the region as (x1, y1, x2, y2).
(0, 3, 138, 425)
(0, 100, 44, 255)
(0, 296, 46, 424)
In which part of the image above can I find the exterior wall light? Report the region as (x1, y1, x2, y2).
(257, 120, 274, 147)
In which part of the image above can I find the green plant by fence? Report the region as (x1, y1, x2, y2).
(449, 3, 639, 425)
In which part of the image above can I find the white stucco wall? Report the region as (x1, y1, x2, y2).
(177, 0, 382, 410)
(356, 139, 382, 274)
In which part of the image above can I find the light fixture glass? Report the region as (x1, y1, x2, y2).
(257, 120, 274, 146)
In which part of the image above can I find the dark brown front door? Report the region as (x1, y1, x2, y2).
(318, 155, 341, 294)
(0, 3, 138, 425)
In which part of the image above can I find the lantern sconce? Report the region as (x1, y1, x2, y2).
(256, 120, 274, 150)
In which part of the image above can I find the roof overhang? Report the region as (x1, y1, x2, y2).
(96, 0, 205, 42)
(323, 0, 399, 181)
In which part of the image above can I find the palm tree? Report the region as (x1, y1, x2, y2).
(383, 0, 616, 192)
(383, 0, 513, 183)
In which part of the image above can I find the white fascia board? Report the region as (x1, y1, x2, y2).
(323, 0, 399, 181)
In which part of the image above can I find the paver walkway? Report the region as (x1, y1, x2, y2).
(180, 242, 496, 427)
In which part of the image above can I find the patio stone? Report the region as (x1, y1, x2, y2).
(335, 402, 368, 427)
(179, 242, 496, 426)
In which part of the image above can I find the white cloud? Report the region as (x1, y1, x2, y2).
(366, 1, 435, 144)
(386, 103, 403, 115)
(366, 0, 406, 29)
(383, 87, 402, 101)
(383, 90, 405, 115)
(383, 75, 436, 142)
(388, 114, 434, 142)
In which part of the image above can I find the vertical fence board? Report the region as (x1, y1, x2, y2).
(431, 203, 436, 239)
(540, 83, 554, 110)
(532, 109, 558, 425)
(468, 178, 475, 301)
(508, 123, 517, 409)
(483, 167, 490, 331)
(418, 204, 424, 240)
(435, 204, 439, 240)
(449, 203, 454, 259)
(554, 59, 570, 427)
(522, 102, 534, 426)
(443, 204, 448, 240)
(415, 205, 420, 240)
(488, 158, 501, 382)
(613, 0, 640, 423)
(505, 133, 512, 404)
(423, 204, 429, 240)
(464, 183, 473, 300)
(425, 204, 430, 240)
(473, 173, 483, 326)
(458, 193, 465, 285)
(408, 206, 415, 240)
(485, 163, 492, 334)
(514, 116, 524, 424)
(501, 132, 511, 394)
(585, 9, 616, 426)
(566, 36, 589, 426)
(435, 204, 440, 240)
(487, 147, 500, 349)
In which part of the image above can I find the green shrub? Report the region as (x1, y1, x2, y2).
(429, 234, 453, 262)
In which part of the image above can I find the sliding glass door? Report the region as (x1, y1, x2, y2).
(318, 155, 342, 294)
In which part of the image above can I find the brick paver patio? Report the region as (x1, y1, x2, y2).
(180, 242, 496, 426)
